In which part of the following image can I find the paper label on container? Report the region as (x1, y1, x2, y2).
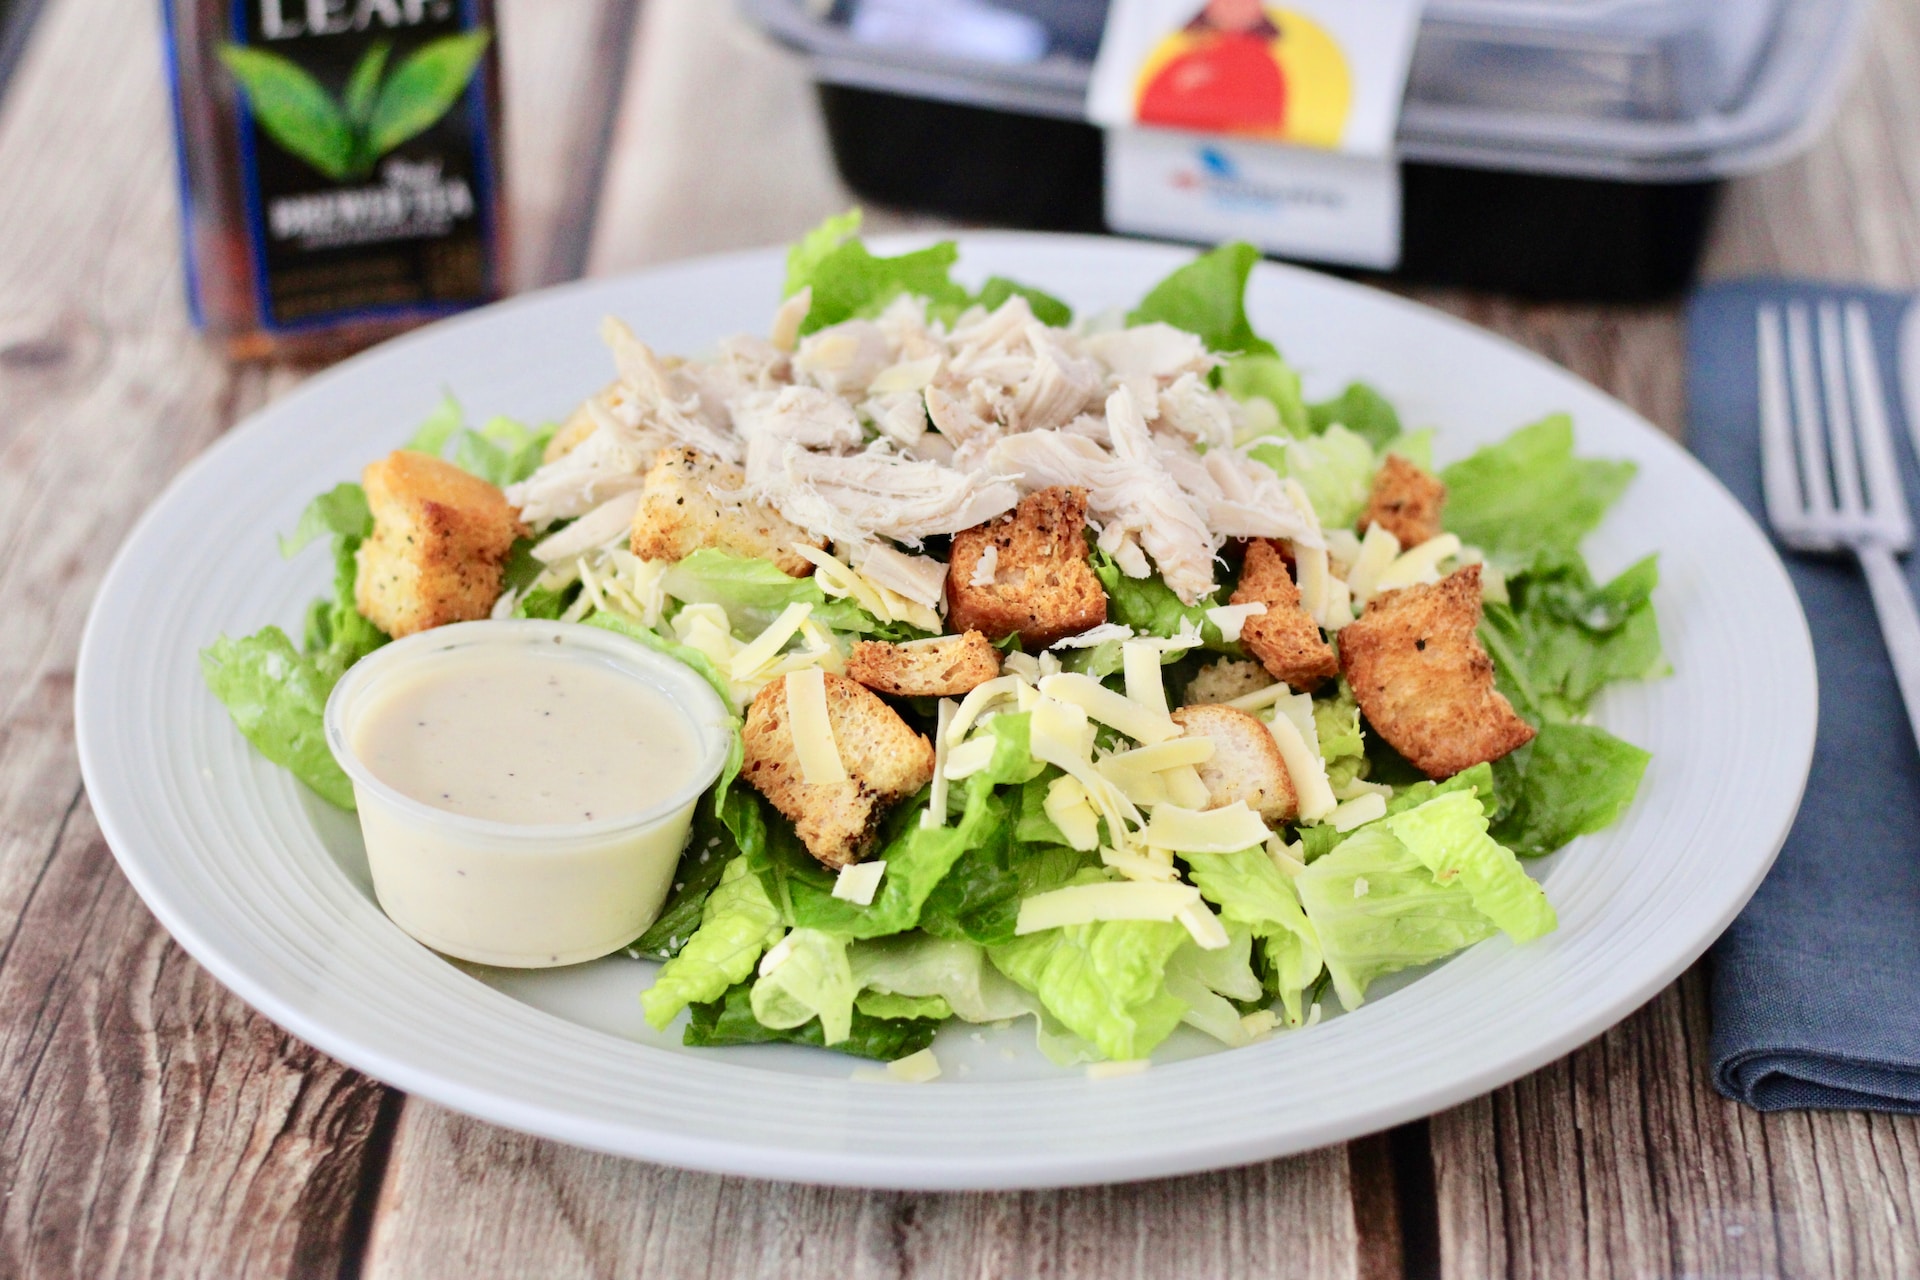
(1088, 0, 1424, 158)
(1104, 129, 1402, 269)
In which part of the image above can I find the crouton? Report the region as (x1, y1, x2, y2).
(742, 672, 936, 869)
(1181, 658, 1275, 707)
(847, 631, 1001, 698)
(1230, 539, 1339, 691)
(631, 446, 823, 576)
(1337, 565, 1534, 780)
(1359, 454, 1446, 548)
(1172, 704, 1297, 823)
(946, 486, 1107, 649)
(354, 450, 526, 638)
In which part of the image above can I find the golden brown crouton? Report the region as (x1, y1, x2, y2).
(354, 450, 525, 638)
(631, 447, 823, 577)
(1359, 454, 1447, 548)
(742, 673, 936, 869)
(846, 631, 1001, 698)
(1231, 539, 1339, 692)
(946, 486, 1107, 649)
(1181, 658, 1275, 707)
(1172, 704, 1297, 824)
(1337, 565, 1535, 780)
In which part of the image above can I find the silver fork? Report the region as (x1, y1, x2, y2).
(1758, 299, 1920, 748)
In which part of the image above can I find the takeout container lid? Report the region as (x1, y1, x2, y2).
(741, 0, 1869, 182)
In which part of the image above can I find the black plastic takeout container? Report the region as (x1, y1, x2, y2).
(743, 0, 1868, 301)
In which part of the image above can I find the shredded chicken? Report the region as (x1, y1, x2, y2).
(509, 293, 1314, 597)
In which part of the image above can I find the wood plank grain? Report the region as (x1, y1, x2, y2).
(0, 0, 631, 1276)
(364, 1101, 1375, 1280)
(1425, 3, 1920, 1272)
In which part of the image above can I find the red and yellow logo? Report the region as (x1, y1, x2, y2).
(1134, 1, 1351, 148)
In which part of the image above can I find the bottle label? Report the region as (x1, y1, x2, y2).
(221, 0, 497, 331)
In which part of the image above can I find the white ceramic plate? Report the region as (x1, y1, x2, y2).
(76, 235, 1815, 1189)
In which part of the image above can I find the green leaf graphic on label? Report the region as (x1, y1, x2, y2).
(220, 30, 489, 182)
(218, 45, 356, 180)
(367, 31, 492, 157)
(343, 41, 392, 128)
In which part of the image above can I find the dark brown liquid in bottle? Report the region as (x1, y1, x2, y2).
(165, 0, 509, 363)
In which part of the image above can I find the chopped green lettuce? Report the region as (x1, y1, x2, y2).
(683, 982, 939, 1060)
(641, 856, 784, 1030)
(1252, 424, 1377, 529)
(988, 874, 1190, 1061)
(657, 547, 903, 637)
(1308, 382, 1401, 449)
(1313, 686, 1367, 793)
(1090, 550, 1237, 653)
(975, 275, 1073, 327)
(279, 482, 371, 558)
(1296, 761, 1497, 862)
(850, 934, 1037, 1022)
(1491, 722, 1651, 858)
(1382, 791, 1555, 943)
(751, 927, 858, 1044)
(785, 210, 969, 335)
(1185, 846, 1324, 1023)
(1126, 241, 1276, 357)
(1221, 352, 1308, 438)
(1442, 416, 1636, 563)
(1293, 827, 1498, 1009)
(625, 806, 737, 961)
(1165, 925, 1265, 1044)
(201, 627, 358, 809)
(404, 391, 464, 455)
(856, 991, 952, 1021)
(1482, 552, 1666, 723)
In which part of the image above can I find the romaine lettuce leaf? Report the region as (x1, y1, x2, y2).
(850, 934, 1037, 1022)
(1293, 827, 1497, 1009)
(1296, 761, 1498, 862)
(856, 991, 952, 1021)
(1221, 352, 1308, 437)
(656, 547, 903, 637)
(1382, 790, 1556, 943)
(1126, 241, 1276, 357)
(625, 805, 737, 961)
(1185, 846, 1324, 1023)
(975, 275, 1072, 327)
(683, 982, 939, 1061)
(751, 927, 857, 1044)
(1491, 722, 1651, 858)
(1090, 550, 1237, 653)
(1164, 925, 1266, 1045)
(201, 627, 357, 809)
(785, 210, 969, 335)
(1307, 382, 1401, 449)
(987, 873, 1190, 1061)
(279, 482, 371, 558)
(1314, 686, 1367, 793)
(1482, 552, 1666, 723)
(1251, 423, 1377, 530)
(641, 856, 784, 1030)
(1441, 415, 1636, 563)
(405, 391, 464, 456)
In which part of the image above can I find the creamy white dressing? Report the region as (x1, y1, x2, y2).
(350, 646, 700, 825)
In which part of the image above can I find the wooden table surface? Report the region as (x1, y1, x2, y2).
(5, 1, 1920, 1276)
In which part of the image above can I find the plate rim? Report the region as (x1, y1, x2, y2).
(75, 231, 1818, 1188)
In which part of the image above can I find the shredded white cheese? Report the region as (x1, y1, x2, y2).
(1044, 775, 1102, 851)
(941, 735, 997, 781)
(1160, 763, 1212, 810)
(783, 667, 846, 785)
(1052, 622, 1135, 649)
(1346, 522, 1402, 604)
(1039, 673, 1179, 744)
(1329, 792, 1388, 832)
(1373, 533, 1463, 595)
(1266, 702, 1337, 822)
(1015, 881, 1201, 934)
(1121, 639, 1169, 719)
(922, 697, 959, 830)
(832, 860, 886, 905)
(1085, 1059, 1151, 1080)
(1204, 602, 1267, 643)
(1143, 802, 1271, 854)
(852, 1047, 942, 1083)
(731, 602, 814, 679)
(1175, 900, 1231, 949)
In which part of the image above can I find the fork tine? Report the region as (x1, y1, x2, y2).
(1757, 305, 1805, 535)
(1844, 300, 1914, 549)
(1786, 303, 1834, 521)
(1817, 301, 1865, 523)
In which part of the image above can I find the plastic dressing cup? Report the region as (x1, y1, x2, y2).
(325, 620, 733, 968)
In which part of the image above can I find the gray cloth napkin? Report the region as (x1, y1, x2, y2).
(1692, 279, 1920, 1112)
